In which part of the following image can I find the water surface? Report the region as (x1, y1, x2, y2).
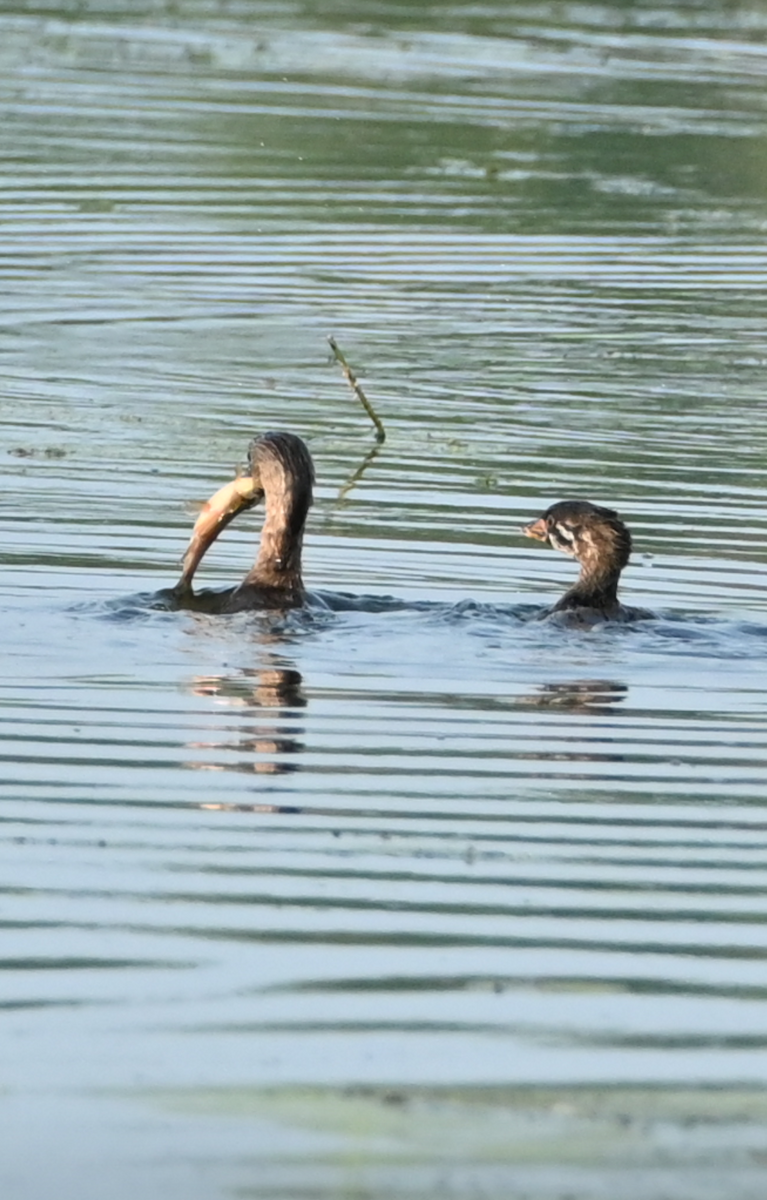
(2, 2, 767, 1197)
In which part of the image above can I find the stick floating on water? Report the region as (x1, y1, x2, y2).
(328, 335, 386, 443)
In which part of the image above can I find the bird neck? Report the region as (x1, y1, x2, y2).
(553, 560, 621, 613)
(242, 485, 306, 594)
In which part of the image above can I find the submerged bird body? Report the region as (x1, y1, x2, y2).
(177, 431, 314, 612)
(523, 499, 652, 623)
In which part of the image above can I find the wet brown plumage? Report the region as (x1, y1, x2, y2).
(523, 499, 652, 623)
(177, 431, 314, 612)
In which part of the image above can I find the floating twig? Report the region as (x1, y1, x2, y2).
(328, 335, 386, 443)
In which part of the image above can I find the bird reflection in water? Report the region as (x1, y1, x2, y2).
(519, 679, 628, 716)
(185, 662, 306, 810)
(515, 679, 629, 768)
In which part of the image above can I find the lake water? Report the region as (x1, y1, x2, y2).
(3, 2, 767, 1197)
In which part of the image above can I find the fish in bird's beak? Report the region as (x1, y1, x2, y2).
(523, 516, 549, 542)
(177, 474, 263, 591)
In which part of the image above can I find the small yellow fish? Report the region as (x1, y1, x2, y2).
(177, 474, 262, 591)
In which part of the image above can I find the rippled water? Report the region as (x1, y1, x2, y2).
(3, 2, 767, 1197)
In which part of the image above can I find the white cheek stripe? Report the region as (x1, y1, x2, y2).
(551, 523, 575, 546)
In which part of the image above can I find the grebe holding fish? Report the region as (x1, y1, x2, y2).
(175, 431, 314, 612)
